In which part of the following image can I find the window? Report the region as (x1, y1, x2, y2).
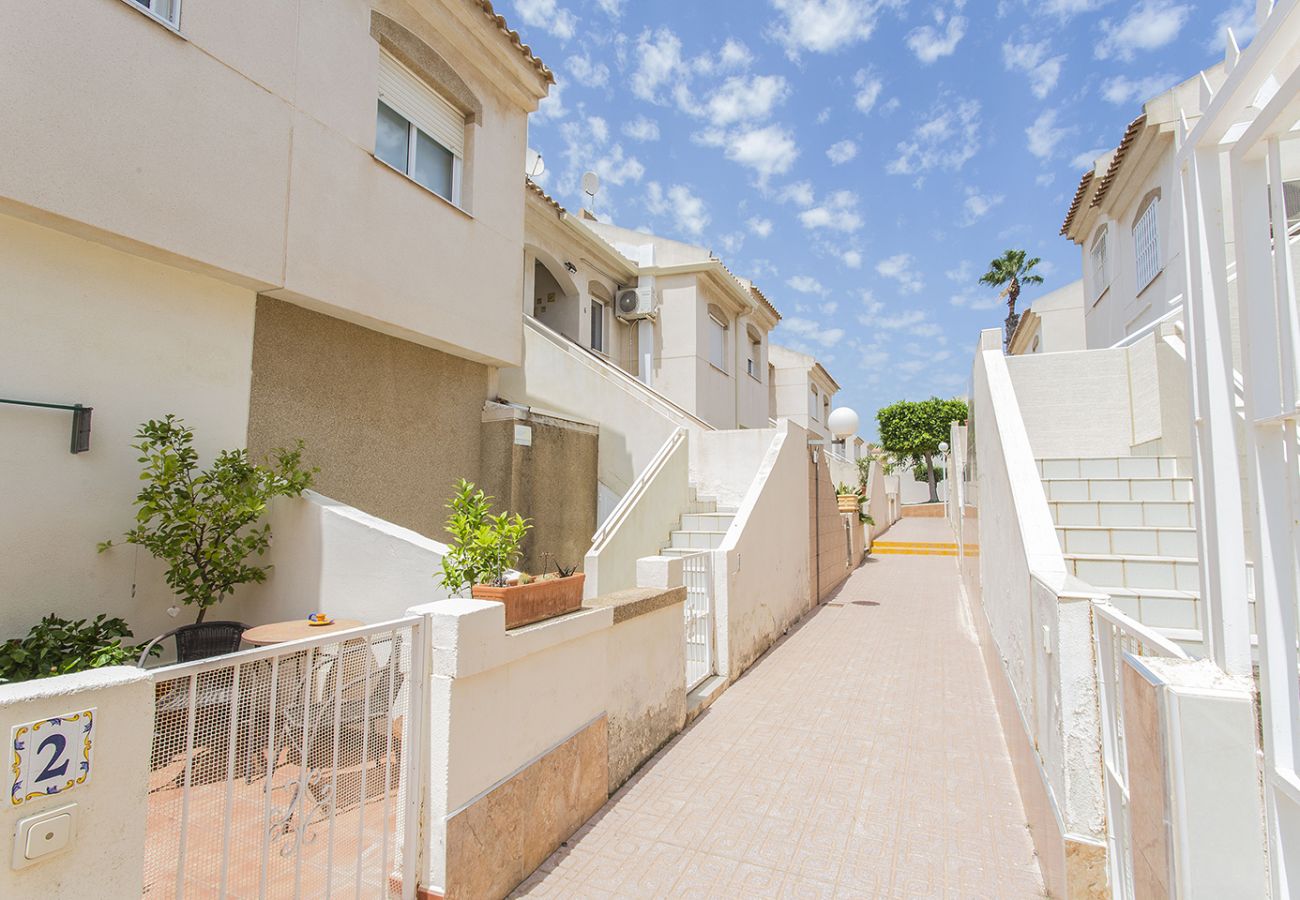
(1133, 197, 1160, 292)
(809, 386, 819, 421)
(823, 395, 831, 424)
(707, 307, 728, 371)
(128, 0, 180, 26)
(746, 328, 762, 379)
(376, 51, 464, 206)
(1090, 226, 1110, 301)
(1285, 180, 1300, 233)
(590, 300, 605, 354)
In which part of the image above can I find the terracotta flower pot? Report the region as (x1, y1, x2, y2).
(471, 573, 586, 629)
(837, 494, 860, 514)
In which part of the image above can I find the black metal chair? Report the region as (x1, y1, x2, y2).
(137, 621, 249, 667)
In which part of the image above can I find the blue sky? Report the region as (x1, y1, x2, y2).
(515, 0, 1254, 438)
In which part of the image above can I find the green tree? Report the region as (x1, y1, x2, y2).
(876, 397, 968, 504)
(979, 249, 1044, 339)
(100, 416, 315, 623)
(437, 480, 532, 595)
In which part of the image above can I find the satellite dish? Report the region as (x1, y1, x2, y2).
(581, 171, 601, 197)
(525, 148, 545, 178)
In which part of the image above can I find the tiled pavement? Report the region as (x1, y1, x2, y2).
(512, 529, 1045, 899)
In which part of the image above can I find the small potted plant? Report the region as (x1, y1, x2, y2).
(437, 481, 585, 628)
(836, 482, 862, 514)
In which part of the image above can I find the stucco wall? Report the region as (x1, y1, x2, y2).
(0, 667, 154, 899)
(689, 428, 774, 511)
(811, 456, 852, 601)
(479, 408, 598, 575)
(1006, 346, 1135, 459)
(247, 296, 489, 541)
(0, 214, 256, 643)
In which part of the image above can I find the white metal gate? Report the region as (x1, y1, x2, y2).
(681, 551, 716, 690)
(141, 618, 426, 899)
(1092, 603, 1189, 900)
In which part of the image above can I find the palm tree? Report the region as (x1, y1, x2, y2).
(979, 249, 1044, 343)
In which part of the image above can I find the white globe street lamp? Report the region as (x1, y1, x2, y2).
(827, 406, 860, 440)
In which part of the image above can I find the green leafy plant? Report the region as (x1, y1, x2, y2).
(835, 482, 858, 496)
(0, 614, 156, 684)
(979, 248, 1044, 342)
(859, 512, 875, 526)
(437, 480, 532, 594)
(555, 562, 579, 578)
(855, 455, 871, 491)
(99, 415, 315, 623)
(877, 397, 968, 504)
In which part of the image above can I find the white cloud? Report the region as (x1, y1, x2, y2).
(719, 38, 755, 70)
(710, 124, 801, 184)
(799, 190, 864, 232)
(558, 116, 645, 201)
(1039, 0, 1108, 17)
(876, 253, 925, 294)
(887, 96, 982, 174)
(841, 249, 863, 269)
(622, 115, 660, 142)
(778, 180, 816, 207)
(644, 182, 710, 236)
(1096, 0, 1191, 62)
(1209, 0, 1258, 50)
(595, 0, 623, 15)
(1002, 38, 1065, 98)
(962, 187, 1004, 225)
(1035, 172, 1055, 186)
(1100, 72, 1179, 105)
(907, 14, 967, 64)
(748, 216, 774, 237)
(817, 107, 832, 124)
(533, 81, 566, 122)
(716, 231, 745, 255)
(705, 75, 791, 125)
(1026, 108, 1069, 159)
(1071, 147, 1106, 169)
(853, 69, 884, 114)
(566, 52, 609, 87)
(514, 0, 577, 41)
(632, 28, 687, 102)
(827, 139, 859, 165)
(782, 316, 845, 347)
(951, 291, 1003, 311)
(787, 275, 830, 295)
(820, 300, 839, 315)
(768, 0, 887, 57)
(946, 260, 974, 283)
(588, 116, 609, 145)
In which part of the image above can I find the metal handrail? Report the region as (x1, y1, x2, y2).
(589, 427, 686, 548)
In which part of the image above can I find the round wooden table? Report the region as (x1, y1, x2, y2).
(242, 618, 364, 646)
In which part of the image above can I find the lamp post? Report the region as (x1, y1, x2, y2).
(938, 440, 949, 503)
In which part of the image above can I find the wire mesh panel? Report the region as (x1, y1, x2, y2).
(142, 618, 423, 899)
(1092, 602, 1188, 900)
(682, 551, 715, 691)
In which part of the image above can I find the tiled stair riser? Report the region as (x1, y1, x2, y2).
(1037, 456, 1184, 479)
(661, 491, 735, 556)
(1043, 479, 1192, 504)
(1056, 527, 1198, 558)
(1048, 501, 1193, 528)
(1067, 555, 1199, 592)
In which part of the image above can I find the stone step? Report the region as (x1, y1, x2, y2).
(1094, 585, 1202, 633)
(680, 513, 736, 532)
(1037, 456, 1185, 479)
(668, 530, 728, 550)
(1067, 553, 1199, 592)
(1049, 500, 1193, 528)
(1041, 477, 1192, 504)
(1056, 525, 1198, 558)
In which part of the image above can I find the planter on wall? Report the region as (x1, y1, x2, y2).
(837, 494, 861, 514)
(472, 574, 586, 629)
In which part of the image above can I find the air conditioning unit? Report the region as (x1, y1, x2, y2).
(615, 284, 656, 321)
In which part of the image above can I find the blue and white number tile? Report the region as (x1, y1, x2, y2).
(10, 709, 95, 807)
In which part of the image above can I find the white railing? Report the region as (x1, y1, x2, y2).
(590, 427, 686, 549)
(1107, 297, 1184, 349)
(524, 316, 713, 432)
(1092, 602, 1190, 900)
(1176, 2, 1300, 892)
(681, 551, 716, 690)
(142, 617, 427, 900)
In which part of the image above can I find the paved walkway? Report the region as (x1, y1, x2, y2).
(513, 530, 1045, 899)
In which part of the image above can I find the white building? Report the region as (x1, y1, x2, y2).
(1006, 280, 1086, 356)
(767, 343, 842, 440)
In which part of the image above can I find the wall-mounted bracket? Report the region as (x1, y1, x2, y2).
(0, 398, 94, 453)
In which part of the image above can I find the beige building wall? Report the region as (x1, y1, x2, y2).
(768, 343, 839, 439)
(0, 213, 257, 642)
(247, 297, 489, 540)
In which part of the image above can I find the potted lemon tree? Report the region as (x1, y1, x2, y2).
(437, 480, 585, 629)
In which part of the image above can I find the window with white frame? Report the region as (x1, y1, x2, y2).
(746, 328, 762, 379)
(707, 307, 728, 371)
(823, 394, 830, 424)
(376, 50, 465, 206)
(1133, 196, 1160, 292)
(1090, 226, 1110, 301)
(809, 385, 819, 421)
(590, 300, 605, 354)
(128, 0, 180, 26)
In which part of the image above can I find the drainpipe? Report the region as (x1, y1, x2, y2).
(812, 446, 821, 603)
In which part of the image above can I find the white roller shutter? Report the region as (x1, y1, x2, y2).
(378, 50, 465, 158)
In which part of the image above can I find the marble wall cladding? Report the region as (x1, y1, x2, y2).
(1124, 660, 1170, 900)
(444, 716, 609, 900)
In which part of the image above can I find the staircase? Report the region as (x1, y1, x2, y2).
(659, 487, 736, 557)
(1039, 456, 1202, 644)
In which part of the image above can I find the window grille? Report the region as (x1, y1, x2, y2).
(1134, 200, 1160, 292)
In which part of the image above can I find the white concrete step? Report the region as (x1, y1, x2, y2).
(1037, 456, 1185, 479)
(1096, 586, 1202, 632)
(667, 529, 728, 550)
(657, 547, 708, 558)
(680, 513, 736, 532)
(1041, 477, 1193, 504)
(1067, 553, 1199, 592)
(1056, 525, 1198, 558)
(1049, 500, 1193, 528)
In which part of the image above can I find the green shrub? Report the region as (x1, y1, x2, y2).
(437, 480, 532, 595)
(0, 614, 155, 684)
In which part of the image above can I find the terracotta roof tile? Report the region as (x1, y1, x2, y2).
(471, 1, 555, 85)
(1090, 114, 1146, 209)
(748, 284, 782, 323)
(1060, 170, 1095, 237)
(525, 177, 565, 215)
